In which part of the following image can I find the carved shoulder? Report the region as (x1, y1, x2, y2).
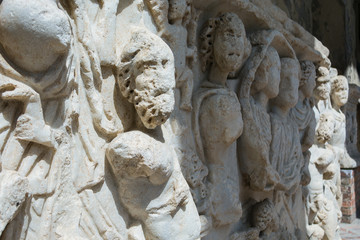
(199, 91, 243, 145)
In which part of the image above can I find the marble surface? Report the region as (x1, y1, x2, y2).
(0, 0, 355, 239)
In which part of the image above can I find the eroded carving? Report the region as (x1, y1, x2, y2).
(108, 27, 201, 240)
(193, 12, 250, 239)
(144, 0, 196, 111)
(238, 30, 295, 192)
(0, 0, 353, 239)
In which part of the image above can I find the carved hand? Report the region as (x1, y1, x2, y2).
(0, 80, 39, 103)
(0, 80, 54, 147)
(14, 114, 53, 147)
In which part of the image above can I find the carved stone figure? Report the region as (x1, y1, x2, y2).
(0, 0, 78, 237)
(289, 60, 317, 186)
(115, 27, 175, 129)
(0, 0, 71, 73)
(237, 30, 295, 192)
(193, 12, 251, 239)
(0, 0, 352, 239)
(144, 0, 196, 111)
(270, 58, 302, 191)
(306, 113, 341, 240)
(106, 131, 201, 240)
(305, 67, 343, 240)
(328, 75, 357, 168)
(269, 57, 304, 238)
(108, 27, 201, 240)
(0, 0, 121, 238)
(250, 199, 279, 238)
(313, 67, 331, 117)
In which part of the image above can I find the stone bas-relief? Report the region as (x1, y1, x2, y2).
(193, 12, 250, 239)
(0, 0, 354, 239)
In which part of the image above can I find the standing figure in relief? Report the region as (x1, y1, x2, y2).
(237, 30, 296, 192)
(328, 75, 357, 168)
(289, 60, 317, 186)
(305, 113, 341, 240)
(107, 27, 201, 240)
(193, 12, 251, 239)
(313, 67, 331, 118)
(269, 57, 304, 238)
(305, 65, 342, 240)
(319, 75, 354, 238)
(144, 0, 196, 111)
(311, 68, 342, 211)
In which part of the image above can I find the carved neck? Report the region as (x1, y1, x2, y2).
(314, 98, 321, 110)
(205, 141, 235, 166)
(171, 18, 182, 25)
(298, 90, 305, 103)
(332, 103, 341, 111)
(271, 105, 289, 118)
(209, 64, 228, 87)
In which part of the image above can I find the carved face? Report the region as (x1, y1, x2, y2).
(213, 14, 247, 73)
(316, 114, 335, 144)
(117, 29, 175, 129)
(314, 81, 330, 101)
(252, 47, 281, 99)
(331, 76, 348, 107)
(168, 0, 188, 22)
(263, 48, 281, 98)
(299, 61, 316, 98)
(275, 58, 300, 108)
(314, 69, 330, 100)
(132, 53, 175, 129)
(301, 67, 316, 98)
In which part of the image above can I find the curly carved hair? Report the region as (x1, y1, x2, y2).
(316, 66, 330, 84)
(330, 75, 347, 93)
(199, 12, 249, 72)
(300, 60, 316, 87)
(116, 27, 175, 129)
(251, 199, 277, 232)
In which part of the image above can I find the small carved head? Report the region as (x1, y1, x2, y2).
(299, 60, 316, 98)
(330, 75, 348, 107)
(116, 27, 175, 129)
(272, 58, 300, 108)
(168, 0, 190, 23)
(316, 113, 335, 144)
(251, 199, 277, 233)
(314, 66, 331, 101)
(200, 12, 251, 73)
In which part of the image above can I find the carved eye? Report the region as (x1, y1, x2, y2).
(226, 30, 236, 37)
(143, 60, 157, 69)
(161, 59, 168, 67)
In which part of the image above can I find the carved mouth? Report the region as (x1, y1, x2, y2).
(228, 53, 240, 57)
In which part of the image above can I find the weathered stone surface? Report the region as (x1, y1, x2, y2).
(0, 0, 357, 239)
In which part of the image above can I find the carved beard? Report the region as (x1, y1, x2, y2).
(117, 67, 175, 129)
(318, 89, 330, 100)
(314, 83, 330, 101)
(132, 88, 174, 129)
